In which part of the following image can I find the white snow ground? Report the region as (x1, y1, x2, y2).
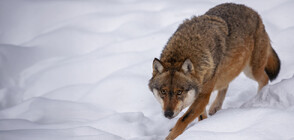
(0, 0, 294, 140)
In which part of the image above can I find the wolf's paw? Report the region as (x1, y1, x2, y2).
(209, 104, 221, 116)
(165, 135, 174, 140)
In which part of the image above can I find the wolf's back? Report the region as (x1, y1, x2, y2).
(205, 3, 259, 37)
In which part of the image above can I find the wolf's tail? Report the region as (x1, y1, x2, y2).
(265, 47, 280, 81)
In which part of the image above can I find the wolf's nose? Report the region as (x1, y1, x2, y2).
(164, 110, 174, 118)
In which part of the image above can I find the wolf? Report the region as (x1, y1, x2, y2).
(148, 3, 280, 140)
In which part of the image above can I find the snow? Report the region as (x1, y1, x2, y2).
(1, 0, 294, 140)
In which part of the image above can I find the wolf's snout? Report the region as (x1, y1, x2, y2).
(164, 110, 174, 119)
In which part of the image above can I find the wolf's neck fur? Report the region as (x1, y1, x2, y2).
(159, 15, 229, 84)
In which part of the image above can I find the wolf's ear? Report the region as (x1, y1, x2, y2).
(153, 58, 164, 73)
(182, 59, 194, 73)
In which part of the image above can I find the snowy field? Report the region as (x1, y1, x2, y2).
(1, 0, 294, 140)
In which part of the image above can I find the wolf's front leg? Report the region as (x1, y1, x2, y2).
(165, 92, 211, 140)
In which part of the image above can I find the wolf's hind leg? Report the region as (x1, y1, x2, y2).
(250, 16, 274, 92)
(253, 69, 269, 91)
(208, 86, 228, 116)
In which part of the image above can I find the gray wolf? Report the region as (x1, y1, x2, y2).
(148, 3, 280, 139)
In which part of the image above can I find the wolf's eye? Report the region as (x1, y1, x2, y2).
(161, 89, 167, 95)
(177, 90, 183, 95)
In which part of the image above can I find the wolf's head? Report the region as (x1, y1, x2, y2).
(148, 58, 200, 119)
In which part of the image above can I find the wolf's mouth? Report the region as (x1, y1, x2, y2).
(164, 115, 175, 119)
